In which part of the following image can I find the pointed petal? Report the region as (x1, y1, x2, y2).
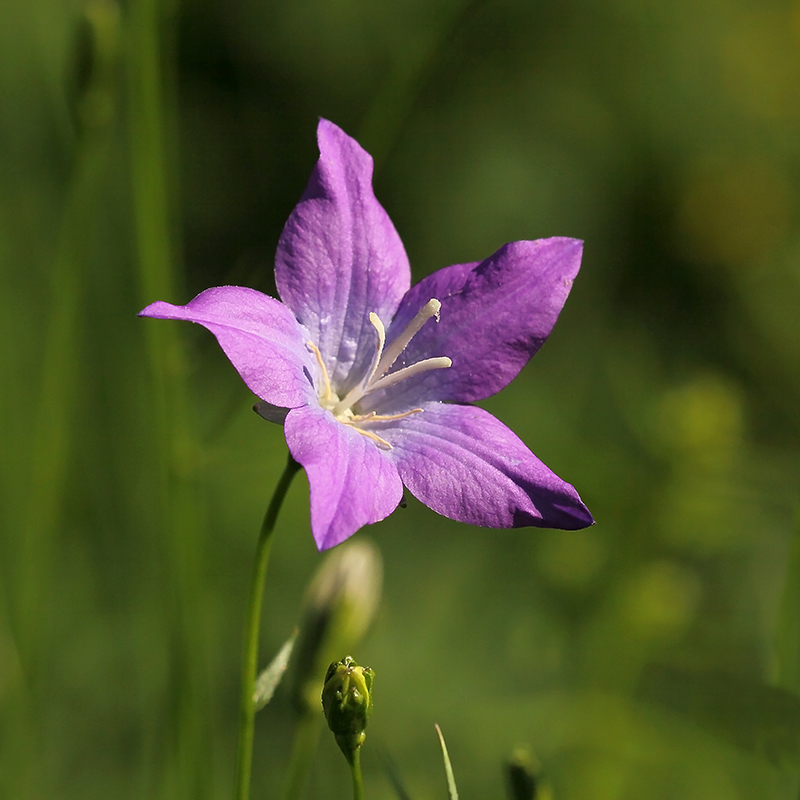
(382, 238, 583, 406)
(275, 119, 411, 391)
(380, 402, 593, 530)
(139, 287, 318, 409)
(285, 405, 403, 550)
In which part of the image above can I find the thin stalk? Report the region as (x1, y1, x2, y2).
(350, 748, 364, 800)
(281, 713, 323, 800)
(234, 455, 301, 800)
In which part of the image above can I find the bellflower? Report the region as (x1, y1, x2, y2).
(140, 119, 593, 550)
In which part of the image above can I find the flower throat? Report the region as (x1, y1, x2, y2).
(307, 299, 451, 448)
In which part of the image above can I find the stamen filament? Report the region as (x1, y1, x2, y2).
(362, 312, 386, 389)
(307, 341, 333, 404)
(375, 299, 441, 379)
(314, 297, 450, 431)
(344, 425, 392, 449)
(368, 356, 452, 393)
(330, 313, 387, 416)
(351, 408, 423, 423)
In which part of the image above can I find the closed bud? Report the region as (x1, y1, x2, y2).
(505, 747, 543, 800)
(69, 0, 121, 134)
(291, 540, 382, 714)
(321, 656, 374, 763)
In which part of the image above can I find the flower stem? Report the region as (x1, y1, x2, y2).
(281, 712, 323, 800)
(234, 453, 301, 800)
(350, 747, 364, 800)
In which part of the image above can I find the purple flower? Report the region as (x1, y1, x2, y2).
(139, 119, 593, 550)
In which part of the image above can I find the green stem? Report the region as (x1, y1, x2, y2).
(281, 712, 323, 800)
(350, 747, 364, 800)
(234, 454, 301, 800)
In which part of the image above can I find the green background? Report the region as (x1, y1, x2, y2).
(1, 0, 799, 797)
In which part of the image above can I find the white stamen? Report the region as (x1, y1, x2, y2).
(318, 297, 451, 431)
(307, 341, 333, 405)
(374, 299, 441, 378)
(368, 356, 452, 393)
(332, 313, 387, 416)
(345, 425, 392, 449)
(351, 408, 423, 423)
(362, 312, 386, 389)
(371, 408, 424, 421)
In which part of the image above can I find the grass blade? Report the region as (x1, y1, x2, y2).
(435, 724, 460, 800)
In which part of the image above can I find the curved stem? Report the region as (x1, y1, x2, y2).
(350, 748, 364, 800)
(234, 454, 301, 800)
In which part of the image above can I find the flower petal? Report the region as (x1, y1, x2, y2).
(275, 119, 411, 392)
(285, 405, 404, 550)
(139, 286, 317, 409)
(381, 238, 583, 407)
(379, 402, 593, 530)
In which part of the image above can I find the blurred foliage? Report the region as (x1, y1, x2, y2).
(1, 0, 799, 798)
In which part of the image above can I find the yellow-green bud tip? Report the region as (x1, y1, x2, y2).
(505, 747, 544, 800)
(321, 656, 374, 763)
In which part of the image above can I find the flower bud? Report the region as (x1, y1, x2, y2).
(321, 656, 374, 763)
(69, 0, 121, 134)
(291, 540, 382, 715)
(505, 747, 553, 800)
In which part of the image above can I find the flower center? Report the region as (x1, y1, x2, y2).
(307, 299, 451, 448)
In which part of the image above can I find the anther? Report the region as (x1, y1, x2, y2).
(362, 313, 386, 390)
(367, 357, 452, 393)
(374, 299, 441, 379)
(345, 426, 392, 450)
(313, 298, 451, 436)
(307, 341, 333, 405)
(351, 408, 423, 423)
